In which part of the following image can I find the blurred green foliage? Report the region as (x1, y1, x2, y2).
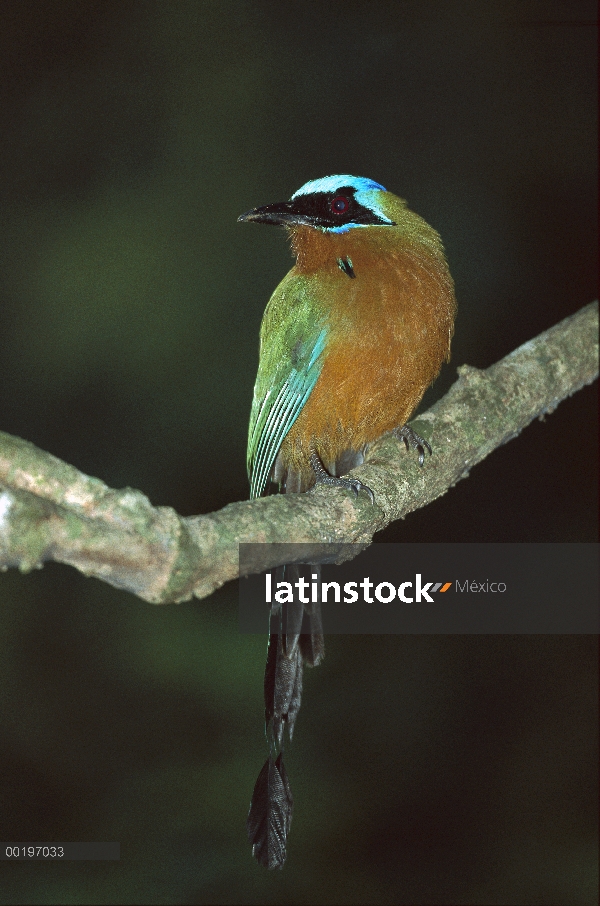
(0, 1, 597, 903)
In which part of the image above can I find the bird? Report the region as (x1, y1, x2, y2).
(240, 175, 456, 869)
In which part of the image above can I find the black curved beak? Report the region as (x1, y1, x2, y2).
(238, 201, 313, 227)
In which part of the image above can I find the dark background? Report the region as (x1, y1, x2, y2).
(0, 1, 597, 903)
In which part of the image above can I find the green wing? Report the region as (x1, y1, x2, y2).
(247, 282, 328, 499)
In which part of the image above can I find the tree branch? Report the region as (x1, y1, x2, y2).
(0, 301, 597, 603)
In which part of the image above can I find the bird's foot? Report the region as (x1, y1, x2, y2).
(393, 424, 432, 467)
(309, 451, 375, 504)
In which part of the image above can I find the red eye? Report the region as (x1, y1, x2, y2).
(331, 195, 350, 215)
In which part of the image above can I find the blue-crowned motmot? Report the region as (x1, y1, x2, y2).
(240, 175, 456, 868)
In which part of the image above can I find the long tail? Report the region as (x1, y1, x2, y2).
(247, 563, 323, 869)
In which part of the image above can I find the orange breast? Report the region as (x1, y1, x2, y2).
(280, 230, 456, 481)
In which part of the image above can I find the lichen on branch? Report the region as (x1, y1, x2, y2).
(0, 301, 597, 603)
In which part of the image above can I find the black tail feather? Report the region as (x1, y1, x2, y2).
(248, 562, 324, 867)
(247, 752, 293, 870)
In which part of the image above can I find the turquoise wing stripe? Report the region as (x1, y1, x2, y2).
(307, 328, 327, 370)
(248, 328, 327, 499)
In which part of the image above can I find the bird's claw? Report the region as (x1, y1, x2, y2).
(393, 425, 432, 467)
(309, 452, 375, 504)
(345, 477, 375, 504)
